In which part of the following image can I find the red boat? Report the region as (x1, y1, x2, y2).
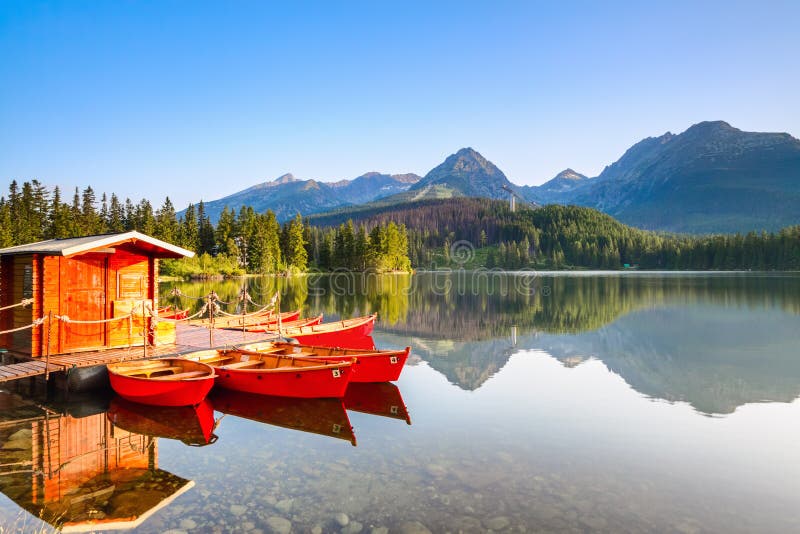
(344, 383, 412, 424)
(210, 389, 356, 445)
(182, 349, 354, 398)
(191, 308, 300, 329)
(238, 341, 410, 383)
(281, 314, 378, 349)
(232, 314, 324, 333)
(106, 358, 216, 406)
(156, 305, 189, 320)
(107, 396, 218, 445)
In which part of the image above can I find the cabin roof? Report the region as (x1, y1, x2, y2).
(0, 231, 195, 259)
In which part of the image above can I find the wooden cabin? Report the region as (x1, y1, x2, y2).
(0, 231, 194, 356)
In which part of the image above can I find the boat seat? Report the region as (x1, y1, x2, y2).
(119, 365, 183, 378)
(151, 370, 209, 381)
(198, 355, 235, 365)
(289, 352, 317, 358)
(222, 360, 265, 370)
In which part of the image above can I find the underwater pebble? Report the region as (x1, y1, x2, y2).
(484, 516, 510, 531)
(397, 521, 432, 534)
(179, 519, 197, 530)
(342, 520, 363, 534)
(335, 512, 350, 526)
(230, 504, 247, 516)
(265, 516, 292, 534)
(275, 499, 294, 514)
(370, 528, 388, 534)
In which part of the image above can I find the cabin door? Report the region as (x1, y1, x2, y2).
(62, 255, 107, 350)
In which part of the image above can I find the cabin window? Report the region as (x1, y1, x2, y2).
(22, 265, 33, 299)
(118, 272, 145, 299)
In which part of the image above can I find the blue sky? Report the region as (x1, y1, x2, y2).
(1, 1, 798, 208)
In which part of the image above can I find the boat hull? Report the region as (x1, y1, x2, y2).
(324, 347, 409, 382)
(235, 341, 409, 382)
(107, 359, 215, 406)
(107, 397, 217, 445)
(284, 314, 377, 349)
(343, 382, 411, 424)
(210, 389, 356, 445)
(214, 363, 353, 398)
(241, 315, 323, 333)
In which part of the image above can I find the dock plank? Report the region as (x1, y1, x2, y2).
(0, 323, 277, 383)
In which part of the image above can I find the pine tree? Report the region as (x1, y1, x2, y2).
(285, 214, 307, 271)
(108, 194, 126, 232)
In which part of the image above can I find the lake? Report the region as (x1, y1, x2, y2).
(1, 272, 799, 532)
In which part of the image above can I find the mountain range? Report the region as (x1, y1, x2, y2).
(196, 171, 422, 222)
(189, 121, 800, 233)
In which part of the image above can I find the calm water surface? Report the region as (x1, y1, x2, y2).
(1, 273, 799, 533)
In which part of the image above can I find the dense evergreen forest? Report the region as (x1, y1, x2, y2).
(312, 198, 800, 270)
(1, 181, 798, 273)
(0, 180, 411, 275)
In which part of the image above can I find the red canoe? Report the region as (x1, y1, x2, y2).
(234, 314, 324, 333)
(281, 314, 377, 349)
(192, 308, 299, 329)
(238, 341, 410, 383)
(182, 349, 355, 398)
(107, 358, 216, 406)
(107, 396, 218, 445)
(157, 305, 189, 320)
(343, 382, 412, 424)
(210, 388, 356, 445)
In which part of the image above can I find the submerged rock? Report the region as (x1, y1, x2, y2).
(230, 504, 247, 516)
(342, 520, 363, 534)
(397, 521, 433, 534)
(179, 519, 198, 530)
(483, 516, 510, 530)
(265, 516, 292, 534)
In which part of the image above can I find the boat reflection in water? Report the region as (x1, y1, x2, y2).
(210, 388, 358, 446)
(107, 397, 219, 446)
(0, 392, 196, 532)
(343, 383, 412, 425)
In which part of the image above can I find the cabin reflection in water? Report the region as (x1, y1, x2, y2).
(0, 392, 193, 532)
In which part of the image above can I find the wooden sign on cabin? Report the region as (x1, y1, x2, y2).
(0, 231, 194, 356)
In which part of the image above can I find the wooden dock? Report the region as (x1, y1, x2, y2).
(0, 323, 278, 384)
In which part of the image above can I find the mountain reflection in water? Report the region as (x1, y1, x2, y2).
(165, 272, 800, 415)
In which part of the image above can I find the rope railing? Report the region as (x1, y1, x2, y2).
(166, 288, 279, 319)
(213, 299, 276, 318)
(145, 302, 210, 323)
(54, 314, 133, 325)
(0, 317, 45, 336)
(0, 298, 35, 312)
(0, 289, 282, 341)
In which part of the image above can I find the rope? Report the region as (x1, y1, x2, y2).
(244, 292, 278, 309)
(168, 288, 205, 301)
(0, 298, 34, 312)
(0, 317, 46, 335)
(55, 313, 132, 325)
(213, 300, 275, 318)
(146, 302, 209, 323)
